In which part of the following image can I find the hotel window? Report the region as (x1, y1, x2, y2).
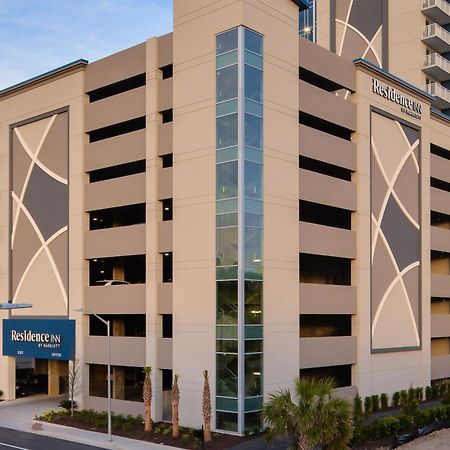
(299, 0, 317, 42)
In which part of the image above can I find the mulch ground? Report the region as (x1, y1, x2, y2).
(42, 415, 258, 449)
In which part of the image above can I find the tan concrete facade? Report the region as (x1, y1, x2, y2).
(0, 0, 450, 434)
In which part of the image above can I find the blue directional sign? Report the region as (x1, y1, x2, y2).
(2, 319, 75, 361)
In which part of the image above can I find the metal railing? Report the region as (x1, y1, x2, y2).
(423, 23, 450, 45)
(423, 53, 450, 74)
(424, 82, 450, 102)
(423, 0, 450, 17)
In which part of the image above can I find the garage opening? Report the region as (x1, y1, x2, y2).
(15, 357, 68, 397)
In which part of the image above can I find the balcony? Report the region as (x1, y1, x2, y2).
(424, 82, 450, 109)
(422, 0, 450, 26)
(299, 283, 356, 315)
(84, 224, 146, 259)
(422, 23, 450, 53)
(431, 314, 450, 337)
(423, 53, 450, 82)
(431, 354, 450, 380)
(431, 225, 450, 253)
(431, 273, 450, 297)
(84, 336, 146, 367)
(299, 336, 357, 369)
(84, 284, 146, 314)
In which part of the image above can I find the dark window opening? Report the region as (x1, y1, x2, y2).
(299, 156, 352, 181)
(299, 67, 345, 93)
(160, 109, 173, 124)
(160, 64, 173, 80)
(88, 74, 146, 103)
(300, 364, 352, 388)
(89, 117, 146, 143)
(162, 369, 173, 390)
(300, 200, 351, 230)
(431, 250, 450, 261)
(89, 314, 146, 337)
(300, 314, 352, 337)
(160, 153, 173, 168)
(431, 144, 450, 161)
(300, 253, 351, 285)
(162, 314, 173, 338)
(431, 177, 450, 193)
(90, 204, 146, 230)
(161, 198, 173, 221)
(431, 211, 450, 227)
(89, 160, 146, 183)
(299, 112, 352, 141)
(89, 364, 144, 402)
(162, 252, 173, 283)
(89, 255, 146, 286)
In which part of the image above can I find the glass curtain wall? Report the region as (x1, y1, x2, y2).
(299, 0, 317, 42)
(216, 27, 263, 434)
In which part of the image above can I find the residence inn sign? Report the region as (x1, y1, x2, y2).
(2, 319, 75, 360)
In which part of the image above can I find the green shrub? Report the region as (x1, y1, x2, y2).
(399, 389, 408, 406)
(425, 386, 432, 401)
(380, 393, 389, 410)
(443, 387, 450, 405)
(415, 387, 424, 402)
(432, 384, 440, 400)
(182, 433, 191, 440)
(392, 391, 400, 407)
(397, 414, 412, 432)
(59, 399, 78, 411)
(371, 395, 380, 413)
(402, 386, 419, 419)
(362, 416, 400, 440)
(162, 426, 171, 435)
(0, 390, 3, 397)
(353, 392, 364, 422)
(364, 396, 373, 417)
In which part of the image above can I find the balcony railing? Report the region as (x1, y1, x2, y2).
(423, 53, 450, 81)
(424, 82, 450, 109)
(423, 23, 450, 52)
(422, 0, 450, 25)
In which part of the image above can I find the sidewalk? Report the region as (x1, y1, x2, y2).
(0, 395, 178, 450)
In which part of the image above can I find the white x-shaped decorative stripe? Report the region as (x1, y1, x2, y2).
(12, 191, 68, 307)
(11, 115, 63, 248)
(371, 213, 420, 345)
(336, 18, 382, 67)
(371, 136, 420, 263)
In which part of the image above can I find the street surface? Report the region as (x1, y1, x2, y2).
(0, 427, 104, 450)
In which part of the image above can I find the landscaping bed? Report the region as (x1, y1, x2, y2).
(37, 409, 256, 449)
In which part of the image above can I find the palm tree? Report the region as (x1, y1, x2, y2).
(172, 374, 180, 437)
(202, 370, 212, 442)
(263, 377, 353, 450)
(143, 366, 153, 432)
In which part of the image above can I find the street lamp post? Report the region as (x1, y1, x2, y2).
(76, 308, 112, 442)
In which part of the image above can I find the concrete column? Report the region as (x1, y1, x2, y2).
(48, 360, 67, 396)
(113, 319, 125, 337)
(113, 366, 125, 400)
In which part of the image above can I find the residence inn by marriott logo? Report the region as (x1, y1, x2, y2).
(372, 78, 422, 119)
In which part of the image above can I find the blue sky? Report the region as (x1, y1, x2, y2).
(0, 0, 173, 89)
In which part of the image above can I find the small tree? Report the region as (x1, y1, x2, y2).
(353, 392, 363, 423)
(380, 393, 389, 410)
(371, 395, 380, 413)
(202, 370, 212, 442)
(392, 391, 400, 407)
(402, 386, 419, 420)
(172, 374, 180, 437)
(67, 358, 80, 418)
(143, 367, 153, 432)
(263, 377, 352, 450)
(364, 396, 372, 418)
(425, 386, 432, 401)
